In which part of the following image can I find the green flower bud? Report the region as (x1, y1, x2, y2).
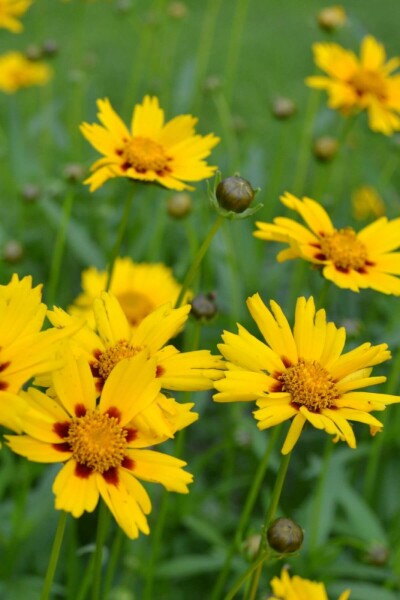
(25, 44, 43, 61)
(266, 518, 304, 554)
(3, 240, 24, 264)
(365, 543, 389, 566)
(167, 193, 192, 219)
(42, 39, 59, 58)
(272, 97, 297, 120)
(216, 176, 255, 213)
(190, 292, 217, 321)
(313, 136, 338, 162)
(21, 183, 40, 203)
(63, 163, 85, 183)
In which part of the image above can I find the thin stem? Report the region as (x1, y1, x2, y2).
(292, 90, 320, 196)
(106, 191, 135, 291)
(175, 215, 224, 308)
(143, 493, 170, 600)
(213, 90, 240, 171)
(224, 0, 251, 102)
(210, 427, 280, 600)
(245, 451, 292, 600)
(46, 190, 75, 307)
(41, 511, 68, 600)
(102, 528, 125, 600)
(222, 550, 269, 600)
(91, 501, 111, 600)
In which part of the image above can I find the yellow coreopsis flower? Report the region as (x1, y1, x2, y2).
(270, 568, 350, 600)
(0, 0, 31, 33)
(0, 51, 52, 93)
(214, 294, 399, 454)
(69, 258, 188, 328)
(0, 275, 75, 431)
(306, 36, 400, 135)
(46, 292, 224, 438)
(254, 192, 400, 295)
(6, 351, 192, 539)
(80, 95, 220, 192)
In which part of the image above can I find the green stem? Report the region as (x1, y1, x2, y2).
(245, 451, 292, 600)
(213, 90, 240, 171)
(143, 493, 170, 600)
(363, 346, 400, 503)
(292, 90, 320, 196)
(224, 0, 251, 102)
(175, 215, 224, 307)
(41, 511, 68, 600)
(91, 501, 111, 600)
(46, 190, 75, 307)
(102, 528, 125, 600)
(106, 191, 135, 291)
(210, 427, 280, 600)
(222, 550, 269, 600)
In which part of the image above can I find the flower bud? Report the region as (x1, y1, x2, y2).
(272, 97, 297, 120)
(365, 543, 389, 566)
(3, 240, 24, 264)
(63, 163, 85, 183)
(190, 292, 217, 321)
(21, 183, 40, 203)
(167, 193, 192, 219)
(203, 75, 222, 93)
(216, 176, 255, 213)
(167, 1, 188, 19)
(313, 136, 338, 161)
(266, 518, 304, 554)
(317, 6, 346, 31)
(242, 534, 261, 561)
(42, 39, 59, 58)
(25, 44, 43, 61)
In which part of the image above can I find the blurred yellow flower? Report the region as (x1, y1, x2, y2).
(80, 95, 220, 192)
(254, 192, 400, 295)
(0, 51, 52, 93)
(306, 36, 400, 135)
(7, 350, 192, 539)
(352, 185, 385, 220)
(0, 0, 31, 33)
(70, 258, 188, 328)
(270, 568, 350, 600)
(214, 294, 399, 454)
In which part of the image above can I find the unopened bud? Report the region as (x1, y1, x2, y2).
(168, 1, 188, 19)
(365, 543, 389, 566)
(272, 97, 297, 120)
(266, 518, 304, 554)
(3, 240, 24, 264)
(63, 163, 85, 183)
(167, 193, 192, 219)
(317, 5, 346, 31)
(190, 292, 217, 321)
(21, 183, 40, 203)
(313, 136, 338, 161)
(216, 176, 255, 213)
(242, 534, 261, 561)
(25, 44, 43, 61)
(42, 39, 59, 58)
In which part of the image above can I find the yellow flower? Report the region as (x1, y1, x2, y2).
(47, 292, 224, 438)
(80, 95, 220, 192)
(6, 351, 192, 538)
(214, 294, 399, 454)
(0, 0, 31, 33)
(0, 51, 52, 93)
(352, 185, 385, 220)
(306, 35, 400, 135)
(0, 275, 74, 431)
(270, 568, 350, 600)
(69, 258, 188, 328)
(254, 192, 400, 295)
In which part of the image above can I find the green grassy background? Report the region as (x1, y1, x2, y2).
(1, 1, 400, 598)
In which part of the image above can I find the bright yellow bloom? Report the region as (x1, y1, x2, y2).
(0, 275, 74, 431)
(254, 192, 400, 295)
(214, 294, 399, 454)
(6, 350, 192, 538)
(0, 0, 31, 33)
(270, 568, 350, 600)
(351, 185, 385, 220)
(306, 36, 400, 135)
(69, 258, 188, 328)
(47, 292, 224, 438)
(80, 95, 220, 192)
(0, 51, 52, 93)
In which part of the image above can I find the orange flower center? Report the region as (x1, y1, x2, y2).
(280, 359, 339, 411)
(319, 228, 368, 270)
(96, 340, 142, 380)
(121, 136, 169, 173)
(117, 291, 154, 327)
(67, 411, 127, 473)
(351, 69, 386, 99)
